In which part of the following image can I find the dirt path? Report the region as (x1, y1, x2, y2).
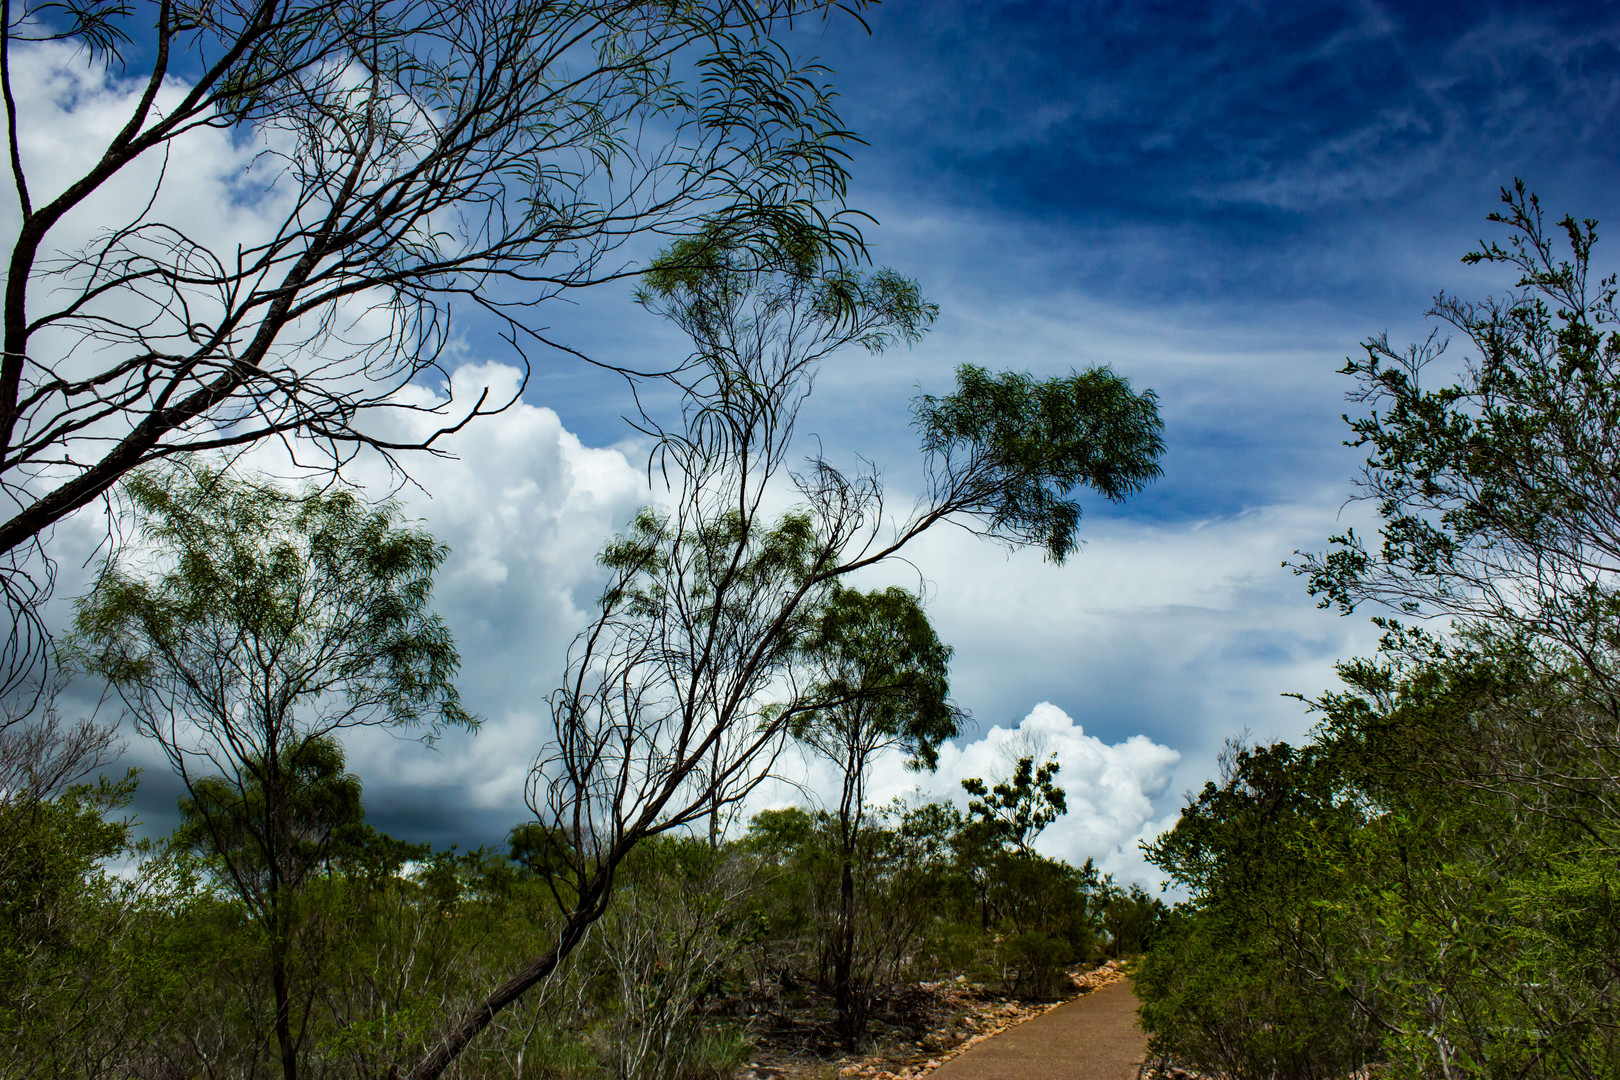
(920, 979, 1148, 1080)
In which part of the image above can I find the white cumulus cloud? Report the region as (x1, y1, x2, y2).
(767, 701, 1181, 888)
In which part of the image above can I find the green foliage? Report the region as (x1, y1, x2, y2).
(1138, 906, 1372, 1080)
(68, 463, 472, 1080)
(594, 836, 758, 1080)
(176, 735, 364, 900)
(1311, 639, 1620, 1079)
(0, 771, 140, 1078)
(735, 784, 1117, 1015)
(1144, 190, 1620, 1080)
(637, 220, 938, 358)
(797, 585, 961, 771)
(914, 364, 1164, 563)
(74, 463, 474, 738)
(998, 931, 1071, 1000)
(1139, 741, 1379, 1080)
(1295, 181, 1620, 661)
(1141, 632, 1620, 1078)
(1096, 881, 1165, 957)
(791, 583, 964, 1040)
(0, 774, 1128, 1075)
(962, 754, 1067, 856)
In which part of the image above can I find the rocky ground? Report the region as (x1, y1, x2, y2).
(734, 961, 1131, 1080)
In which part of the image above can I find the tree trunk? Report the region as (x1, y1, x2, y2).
(267, 763, 299, 1080)
(401, 882, 607, 1080)
(834, 841, 859, 1045)
(271, 932, 299, 1080)
(832, 728, 869, 1047)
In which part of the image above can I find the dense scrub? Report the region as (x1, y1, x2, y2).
(1138, 190, 1620, 1079)
(1139, 641, 1620, 1079)
(0, 752, 1162, 1080)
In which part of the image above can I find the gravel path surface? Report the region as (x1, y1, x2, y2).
(920, 979, 1147, 1080)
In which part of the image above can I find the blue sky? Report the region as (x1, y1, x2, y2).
(798, 0, 1620, 506)
(20, 0, 1620, 884)
(548, 0, 1620, 515)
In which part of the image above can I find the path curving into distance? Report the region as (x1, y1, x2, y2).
(923, 979, 1149, 1080)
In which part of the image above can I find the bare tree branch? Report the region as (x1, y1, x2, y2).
(2, 0, 872, 691)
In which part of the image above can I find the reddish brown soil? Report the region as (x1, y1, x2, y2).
(734, 961, 1132, 1080)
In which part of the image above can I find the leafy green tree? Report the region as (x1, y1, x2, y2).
(739, 799, 1003, 1018)
(794, 584, 964, 1042)
(0, 665, 128, 1070)
(594, 835, 756, 1080)
(1295, 181, 1620, 761)
(738, 807, 823, 990)
(176, 736, 365, 891)
(71, 464, 472, 1080)
(913, 366, 1166, 563)
(0, 771, 141, 1079)
(1095, 880, 1165, 957)
(1303, 634, 1620, 1079)
(954, 755, 1109, 994)
(988, 855, 1097, 997)
(1263, 187, 1620, 1075)
(1139, 741, 1379, 1080)
(1140, 635, 1620, 1078)
(963, 754, 1067, 857)
(163, 734, 369, 1075)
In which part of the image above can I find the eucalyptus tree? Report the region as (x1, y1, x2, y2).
(1294, 183, 1620, 832)
(794, 583, 964, 1042)
(399, 225, 1165, 1077)
(1300, 183, 1620, 640)
(0, 0, 873, 693)
(71, 464, 471, 1080)
(962, 753, 1067, 859)
(948, 754, 1068, 935)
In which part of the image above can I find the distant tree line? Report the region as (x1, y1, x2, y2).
(0, 723, 1163, 1079)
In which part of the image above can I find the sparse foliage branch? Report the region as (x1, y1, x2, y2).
(0, 0, 875, 690)
(1295, 181, 1620, 681)
(962, 753, 1066, 858)
(914, 364, 1165, 563)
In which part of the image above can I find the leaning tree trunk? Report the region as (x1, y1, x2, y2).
(401, 876, 611, 1080)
